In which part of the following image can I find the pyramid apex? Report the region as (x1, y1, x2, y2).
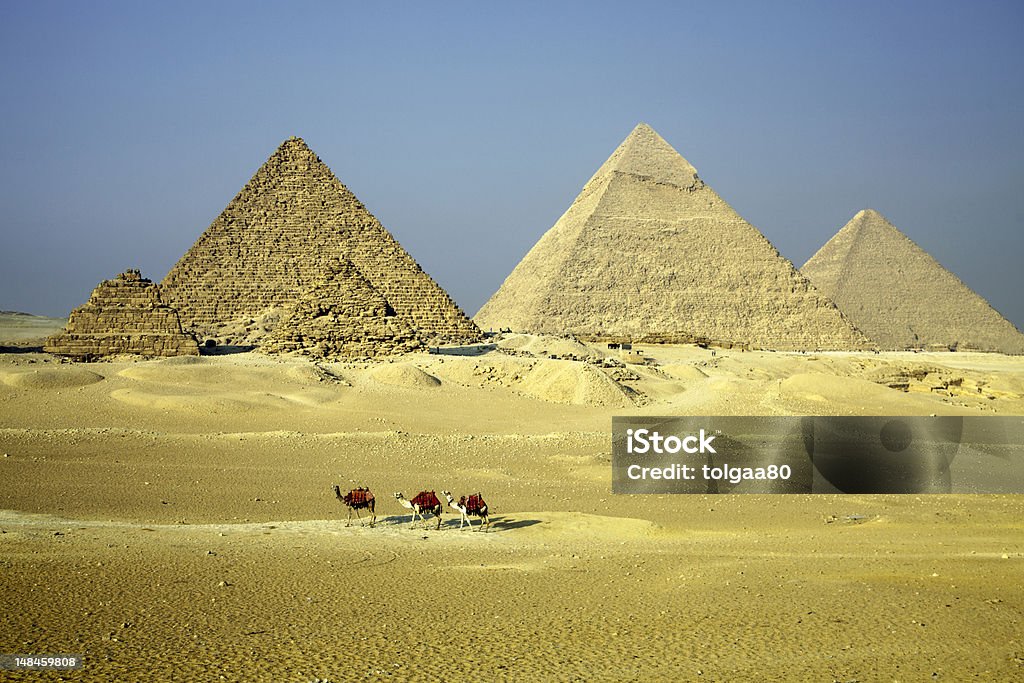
(840, 209, 904, 243)
(279, 136, 310, 148)
(593, 123, 702, 190)
(620, 122, 670, 147)
(268, 136, 319, 164)
(853, 208, 888, 222)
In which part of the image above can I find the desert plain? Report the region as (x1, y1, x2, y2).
(1, 319, 1023, 682)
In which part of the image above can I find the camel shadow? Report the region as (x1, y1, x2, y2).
(488, 517, 541, 531)
(379, 514, 441, 527)
(374, 515, 540, 532)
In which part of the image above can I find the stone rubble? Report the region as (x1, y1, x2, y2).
(259, 258, 422, 358)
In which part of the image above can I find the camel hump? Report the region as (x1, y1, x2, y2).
(344, 488, 374, 506)
(412, 490, 440, 509)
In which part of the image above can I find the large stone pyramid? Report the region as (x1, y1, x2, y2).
(45, 269, 199, 359)
(260, 258, 422, 358)
(475, 124, 867, 350)
(801, 209, 1024, 354)
(161, 137, 479, 346)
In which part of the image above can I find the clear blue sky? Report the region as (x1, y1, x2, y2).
(1, 1, 1022, 329)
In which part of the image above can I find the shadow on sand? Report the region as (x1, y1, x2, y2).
(199, 345, 256, 356)
(0, 345, 44, 354)
(372, 515, 540, 532)
(488, 517, 541, 531)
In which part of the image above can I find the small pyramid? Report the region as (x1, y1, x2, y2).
(161, 137, 479, 346)
(260, 259, 422, 358)
(45, 269, 199, 359)
(802, 209, 1024, 353)
(475, 124, 867, 350)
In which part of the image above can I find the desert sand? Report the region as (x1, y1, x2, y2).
(1, 329, 1023, 681)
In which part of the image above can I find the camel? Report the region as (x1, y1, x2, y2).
(394, 491, 443, 530)
(442, 490, 490, 531)
(333, 485, 376, 527)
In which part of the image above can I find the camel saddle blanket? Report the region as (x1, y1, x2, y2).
(411, 491, 440, 509)
(345, 489, 374, 506)
(466, 494, 486, 514)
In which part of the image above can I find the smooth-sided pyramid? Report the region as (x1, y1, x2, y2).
(45, 269, 199, 359)
(161, 137, 479, 346)
(475, 124, 867, 350)
(802, 209, 1024, 353)
(260, 258, 422, 358)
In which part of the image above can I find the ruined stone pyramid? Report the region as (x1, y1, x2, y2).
(475, 124, 867, 350)
(45, 269, 199, 359)
(801, 209, 1024, 353)
(161, 137, 479, 346)
(260, 258, 422, 358)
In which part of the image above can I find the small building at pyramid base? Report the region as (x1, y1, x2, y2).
(45, 270, 199, 360)
(259, 259, 423, 358)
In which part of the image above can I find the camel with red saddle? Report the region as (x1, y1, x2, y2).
(442, 490, 490, 531)
(333, 485, 376, 527)
(394, 490, 443, 529)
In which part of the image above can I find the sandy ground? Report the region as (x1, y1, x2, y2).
(1, 332, 1022, 681)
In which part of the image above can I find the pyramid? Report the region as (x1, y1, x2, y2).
(801, 209, 1024, 354)
(160, 137, 479, 346)
(475, 124, 867, 350)
(45, 269, 199, 359)
(260, 259, 423, 358)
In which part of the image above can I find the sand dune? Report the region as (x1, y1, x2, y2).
(518, 359, 633, 407)
(368, 362, 442, 388)
(1, 366, 104, 389)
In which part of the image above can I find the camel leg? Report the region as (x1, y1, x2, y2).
(346, 506, 353, 527)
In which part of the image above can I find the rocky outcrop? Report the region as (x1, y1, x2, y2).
(161, 137, 479, 347)
(802, 209, 1024, 354)
(44, 270, 199, 359)
(475, 124, 868, 351)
